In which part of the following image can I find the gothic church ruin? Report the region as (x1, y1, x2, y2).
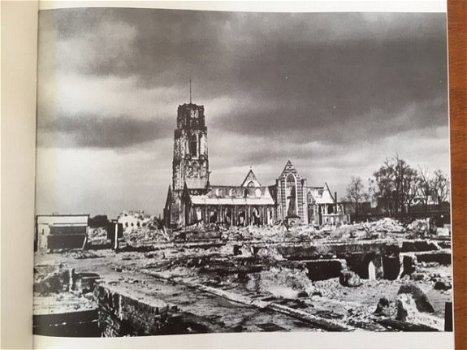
(164, 101, 349, 228)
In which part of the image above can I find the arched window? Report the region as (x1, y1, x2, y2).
(209, 210, 217, 223)
(247, 181, 255, 187)
(307, 190, 315, 204)
(286, 174, 297, 216)
(238, 210, 246, 226)
(252, 207, 261, 226)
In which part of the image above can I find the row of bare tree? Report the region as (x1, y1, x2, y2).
(344, 155, 450, 218)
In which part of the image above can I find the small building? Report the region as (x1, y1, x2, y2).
(117, 210, 151, 232)
(35, 214, 89, 253)
(307, 184, 349, 226)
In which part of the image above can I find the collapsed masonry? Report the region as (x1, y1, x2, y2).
(33, 217, 453, 336)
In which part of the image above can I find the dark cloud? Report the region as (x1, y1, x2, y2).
(212, 93, 447, 145)
(38, 10, 447, 85)
(38, 9, 448, 148)
(38, 115, 172, 148)
(35, 8, 450, 216)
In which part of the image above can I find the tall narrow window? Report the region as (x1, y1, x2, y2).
(189, 135, 197, 156)
(199, 135, 204, 155)
(286, 174, 297, 216)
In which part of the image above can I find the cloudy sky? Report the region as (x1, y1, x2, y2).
(36, 8, 449, 218)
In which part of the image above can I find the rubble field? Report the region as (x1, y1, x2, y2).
(34, 218, 453, 336)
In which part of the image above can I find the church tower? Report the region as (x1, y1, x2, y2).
(172, 103, 209, 190)
(165, 98, 210, 227)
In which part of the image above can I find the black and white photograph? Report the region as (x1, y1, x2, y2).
(33, 6, 453, 338)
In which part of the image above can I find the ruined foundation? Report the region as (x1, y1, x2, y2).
(34, 220, 453, 336)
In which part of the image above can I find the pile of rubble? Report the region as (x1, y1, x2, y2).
(364, 218, 406, 234)
(173, 225, 222, 242)
(244, 267, 314, 299)
(407, 219, 437, 236)
(34, 268, 72, 296)
(123, 227, 170, 246)
(219, 217, 412, 244)
(222, 224, 322, 243)
(86, 227, 109, 246)
(374, 283, 445, 331)
(156, 217, 444, 246)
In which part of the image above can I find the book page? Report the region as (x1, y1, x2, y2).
(1, 1, 38, 349)
(32, 1, 454, 349)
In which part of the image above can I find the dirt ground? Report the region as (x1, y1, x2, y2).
(34, 229, 453, 333)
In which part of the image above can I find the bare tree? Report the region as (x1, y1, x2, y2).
(372, 160, 396, 216)
(403, 171, 421, 216)
(394, 155, 418, 217)
(372, 155, 419, 217)
(418, 167, 434, 216)
(432, 169, 450, 208)
(344, 176, 368, 218)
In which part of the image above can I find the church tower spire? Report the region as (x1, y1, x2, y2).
(189, 79, 192, 104)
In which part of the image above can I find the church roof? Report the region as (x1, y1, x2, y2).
(188, 185, 274, 206)
(240, 168, 261, 187)
(278, 160, 304, 180)
(307, 183, 335, 204)
(282, 160, 294, 174)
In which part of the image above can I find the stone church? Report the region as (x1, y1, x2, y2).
(164, 102, 349, 228)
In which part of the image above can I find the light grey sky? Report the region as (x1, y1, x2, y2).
(36, 8, 449, 218)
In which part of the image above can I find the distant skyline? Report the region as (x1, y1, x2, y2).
(36, 8, 449, 218)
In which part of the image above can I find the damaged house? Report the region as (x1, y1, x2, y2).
(164, 102, 349, 228)
(117, 210, 151, 232)
(35, 214, 89, 252)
